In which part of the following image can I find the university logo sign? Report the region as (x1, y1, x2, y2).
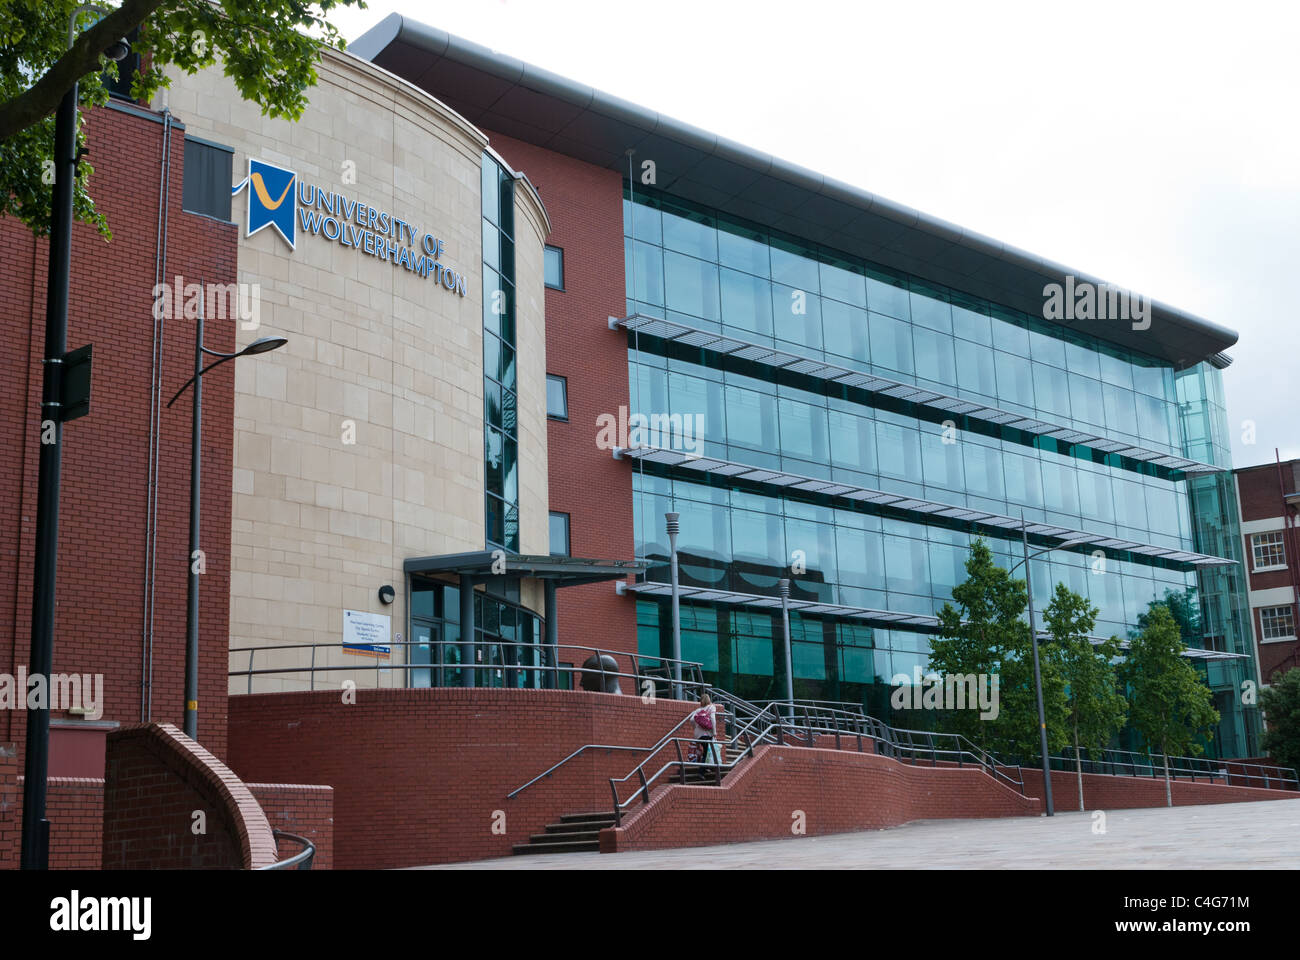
(231, 157, 468, 297)
(233, 158, 297, 248)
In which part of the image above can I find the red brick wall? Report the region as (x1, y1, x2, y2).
(248, 782, 334, 870)
(484, 131, 639, 657)
(43, 777, 104, 869)
(1016, 766, 1299, 813)
(227, 688, 703, 868)
(103, 722, 275, 869)
(1236, 460, 1298, 523)
(0, 102, 236, 762)
(0, 742, 104, 870)
(604, 744, 1039, 853)
(0, 744, 17, 867)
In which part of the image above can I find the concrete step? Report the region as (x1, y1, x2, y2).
(512, 840, 600, 855)
(529, 829, 602, 844)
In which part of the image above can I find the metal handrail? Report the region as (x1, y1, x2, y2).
(258, 830, 315, 870)
(1049, 746, 1299, 790)
(506, 710, 702, 800)
(605, 697, 1027, 825)
(229, 638, 708, 697)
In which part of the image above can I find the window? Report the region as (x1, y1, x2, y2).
(546, 374, 568, 420)
(549, 512, 571, 556)
(1260, 605, 1295, 641)
(182, 137, 233, 221)
(544, 245, 564, 290)
(1252, 531, 1287, 570)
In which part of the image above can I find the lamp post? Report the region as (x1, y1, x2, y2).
(665, 512, 682, 700)
(167, 297, 285, 740)
(20, 3, 129, 872)
(778, 579, 794, 718)
(1008, 510, 1092, 818)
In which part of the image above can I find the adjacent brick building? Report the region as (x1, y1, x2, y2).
(1233, 457, 1300, 682)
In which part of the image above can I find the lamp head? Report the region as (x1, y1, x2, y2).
(104, 37, 130, 62)
(240, 336, 288, 356)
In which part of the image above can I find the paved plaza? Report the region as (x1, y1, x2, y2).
(419, 799, 1300, 869)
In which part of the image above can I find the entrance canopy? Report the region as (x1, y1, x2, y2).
(404, 551, 647, 587)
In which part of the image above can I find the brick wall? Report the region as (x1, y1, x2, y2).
(0, 102, 237, 763)
(1, 743, 105, 870)
(1233, 460, 1300, 679)
(0, 744, 16, 867)
(227, 688, 703, 868)
(43, 777, 104, 869)
(247, 782, 334, 870)
(603, 743, 1039, 853)
(484, 131, 639, 657)
(103, 722, 276, 869)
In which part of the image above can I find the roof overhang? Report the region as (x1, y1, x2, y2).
(616, 444, 1236, 569)
(351, 14, 1239, 369)
(405, 551, 648, 587)
(614, 313, 1222, 477)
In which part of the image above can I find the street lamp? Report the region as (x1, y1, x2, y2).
(20, 3, 130, 872)
(1007, 510, 1092, 818)
(665, 512, 682, 700)
(167, 299, 286, 741)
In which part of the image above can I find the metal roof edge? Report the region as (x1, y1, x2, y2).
(354, 16, 1240, 359)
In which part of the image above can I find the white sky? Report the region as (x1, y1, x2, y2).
(330, 0, 1300, 467)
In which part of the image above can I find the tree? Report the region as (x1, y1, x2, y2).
(1260, 668, 1300, 777)
(930, 538, 1068, 763)
(0, 0, 364, 238)
(1135, 586, 1202, 642)
(1119, 604, 1220, 806)
(1042, 582, 1126, 811)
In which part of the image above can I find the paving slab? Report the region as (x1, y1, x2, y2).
(412, 799, 1300, 869)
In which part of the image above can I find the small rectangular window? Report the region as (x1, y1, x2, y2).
(1252, 531, 1287, 570)
(182, 137, 233, 221)
(546, 374, 568, 421)
(1260, 604, 1295, 640)
(544, 245, 565, 290)
(549, 512, 571, 557)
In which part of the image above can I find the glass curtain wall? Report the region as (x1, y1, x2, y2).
(625, 185, 1256, 756)
(483, 153, 520, 552)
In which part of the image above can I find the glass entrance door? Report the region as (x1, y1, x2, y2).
(410, 623, 438, 688)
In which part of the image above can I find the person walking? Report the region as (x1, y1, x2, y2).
(691, 693, 724, 766)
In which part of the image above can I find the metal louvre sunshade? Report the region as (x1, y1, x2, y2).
(614, 314, 1221, 476)
(615, 445, 1235, 568)
(620, 582, 1248, 661)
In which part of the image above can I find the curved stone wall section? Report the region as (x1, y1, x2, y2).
(159, 49, 549, 692)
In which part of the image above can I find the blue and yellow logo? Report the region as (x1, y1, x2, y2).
(232, 158, 297, 248)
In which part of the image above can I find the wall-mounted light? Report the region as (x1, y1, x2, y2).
(378, 585, 395, 605)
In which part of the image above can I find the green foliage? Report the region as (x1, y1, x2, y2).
(930, 538, 1069, 762)
(1260, 668, 1300, 776)
(1043, 582, 1127, 756)
(1120, 604, 1219, 760)
(1043, 582, 1126, 808)
(0, 0, 365, 238)
(1135, 586, 1201, 642)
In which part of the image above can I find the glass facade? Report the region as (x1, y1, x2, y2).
(625, 185, 1260, 756)
(482, 153, 519, 552)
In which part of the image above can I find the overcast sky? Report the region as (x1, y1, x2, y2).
(329, 0, 1299, 468)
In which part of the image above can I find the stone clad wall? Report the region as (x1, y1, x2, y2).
(159, 49, 551, 694)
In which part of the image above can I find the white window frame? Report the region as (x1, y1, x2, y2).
(1251, 531, 1287, 572)
(1259, 604, 1296, 642)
